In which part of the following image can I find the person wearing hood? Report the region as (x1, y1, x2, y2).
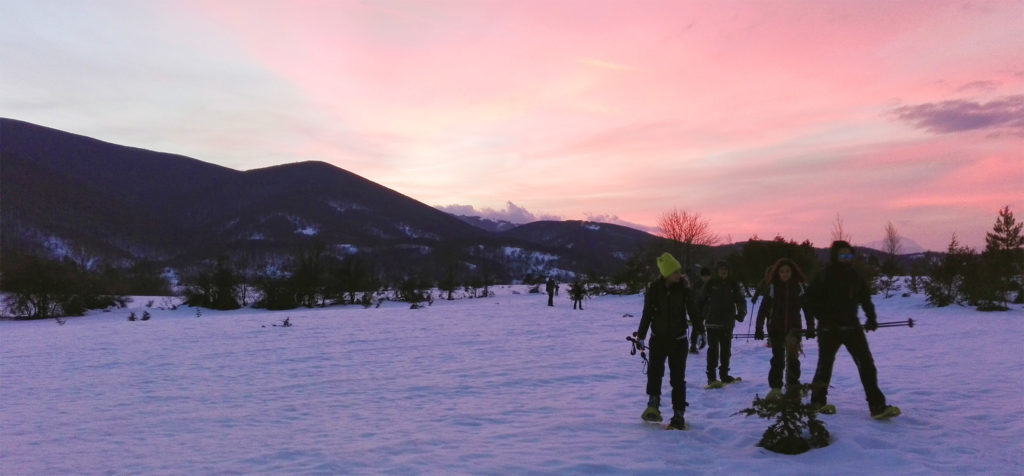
(633, 252, 704, 430)
(699, 260, 747, 388)
(754, 258, 813, 399)
(806, 241, 900, 419)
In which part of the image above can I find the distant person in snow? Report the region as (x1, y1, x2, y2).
(754, 258, 813, 399)
(569, 281, 586, 309)
(634, 252, 703, 430)
(546, 277, 556, 307)
(699, 260, 747, 388)
(689, 266, 713, 354)
(805, 241, 900, 419)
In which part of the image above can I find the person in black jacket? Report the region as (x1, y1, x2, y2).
(634, 252, 703, 429)
(699, 260, 747, 388)
(545, 277, 556, 306)
(754, 258, 813, 399)
(806, 241, 899, 419)
(689, 267, 713, 354)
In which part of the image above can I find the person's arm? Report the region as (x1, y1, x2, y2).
(636, 285, 654, 340)
(858, 274, 878, 330)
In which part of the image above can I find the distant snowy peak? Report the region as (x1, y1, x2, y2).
(861, 236, 927, 254)
(451, 215, 520, 233)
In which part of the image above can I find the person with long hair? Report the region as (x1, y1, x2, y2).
(754, 258, 813, 399)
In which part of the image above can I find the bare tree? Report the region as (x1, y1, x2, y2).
(831, 213, 852, 243)
(658, 209, 720, 270)
(883, 221, 903, 257)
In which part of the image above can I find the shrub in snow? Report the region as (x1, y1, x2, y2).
(735, 385, 830, 455)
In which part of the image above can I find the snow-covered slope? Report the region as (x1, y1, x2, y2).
(2, 288, 1021, 474)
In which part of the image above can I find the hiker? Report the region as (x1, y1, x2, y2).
(699, 260, 747, 388)
(634, 252, 703, 430)
(569, 281, 586, 310)
(754, 258, 813, 399)
(806, 241, 900, 419)
(546, 277, 556, 306)
(689, 266, 713, 354)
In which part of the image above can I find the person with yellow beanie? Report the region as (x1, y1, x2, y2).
(633, 252, 704, 430)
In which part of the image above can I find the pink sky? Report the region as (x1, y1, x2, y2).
(2, 0, 1021, 251)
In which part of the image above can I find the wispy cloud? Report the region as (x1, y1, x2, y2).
(891, 95, 1024, 135)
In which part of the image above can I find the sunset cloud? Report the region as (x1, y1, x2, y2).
(891, 95, 1024, 135)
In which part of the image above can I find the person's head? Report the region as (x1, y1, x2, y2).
(715, 260, 729, 279)
(830, 240, 855, 267)
(768, 257, 807, 283)
(699, 267, 712, 282)
(657, 252, 683, 283)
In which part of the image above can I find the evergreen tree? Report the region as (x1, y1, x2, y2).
(977, 206, 1024, 309)
(924, 234, 975, 307)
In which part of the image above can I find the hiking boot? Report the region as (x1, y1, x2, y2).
(766, 387, 783, 400)
(721, 375, 738, 384)
(666, 411, 687, 430)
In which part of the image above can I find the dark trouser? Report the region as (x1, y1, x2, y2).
(811, 328, 886, 410)
(573, 299, 582, 309)
(768, 331, 802, 391)
(547, 293, 553, 306)
(705, 327, 733, 381)
(646, 336, 689, 413)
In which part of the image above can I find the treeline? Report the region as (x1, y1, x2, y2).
(2, 207, 1020, 319)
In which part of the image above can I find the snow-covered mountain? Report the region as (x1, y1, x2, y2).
(2, 118, 664, 280)
(861, 236, 927, 254)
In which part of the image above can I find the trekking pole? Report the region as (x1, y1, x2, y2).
(626, 334, 649, 374)
(732, 333, 758, 340)
(799, 319, 915, 334)
(873, 319, 915, 329)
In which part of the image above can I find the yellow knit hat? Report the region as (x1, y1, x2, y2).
(656, 252, 682, 278)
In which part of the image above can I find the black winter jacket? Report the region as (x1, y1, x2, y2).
(755, 280, 813, 336)
(806, 265, 876, 330)
(699, 277, 747, 328)
(636, 277, 702, 344)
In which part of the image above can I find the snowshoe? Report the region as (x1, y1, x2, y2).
(765, 388, 783, 400)
(704, 380, 724, 390)
(641, 406, 663, 422)
(871, 405, 901, 420)
(813, 403, 837, 415)
(721, 376, 741, 385)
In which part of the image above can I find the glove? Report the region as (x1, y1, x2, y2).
(697, 332, 707, 350)
(754, 328, 765, 340)
(804, 325, 816, 340)
(864, 317, 878, 332)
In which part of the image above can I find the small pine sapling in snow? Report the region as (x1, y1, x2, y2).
(128, 312, 137, 322)
(141, 311, 151, 321)
(734, 384, 830, 454)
